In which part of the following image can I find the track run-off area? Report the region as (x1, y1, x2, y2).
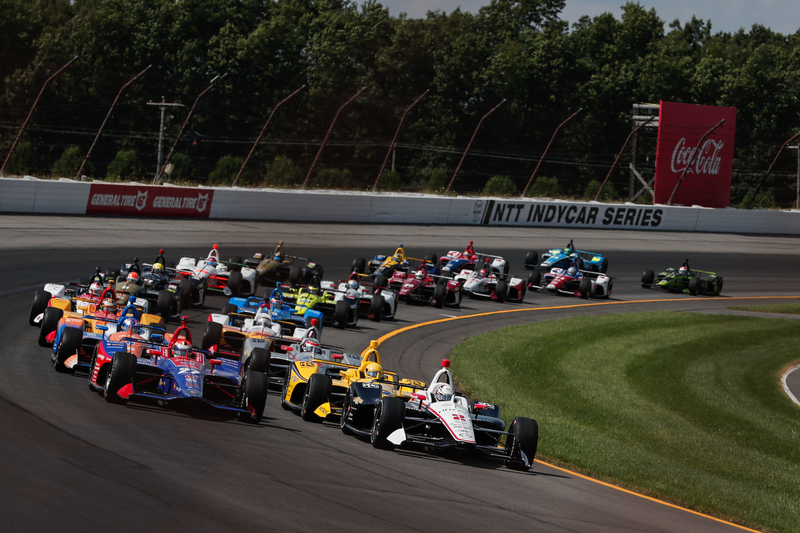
(1, 215, 798, 533)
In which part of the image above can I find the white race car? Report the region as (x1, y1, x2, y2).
(454, 256, 526, 303)
(320, 273, 398, 323)
(174, 244, 257, 306)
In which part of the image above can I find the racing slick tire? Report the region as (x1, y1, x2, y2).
(288, 264, 302, 287)
(505, 417, 539, 472)
(280, 371, 293, 410)
(237, 370, 268, 423)
(495, 279, 508, 303)
(579, 277, 591, 299)
(30, 289, 51, 326)
(432, 282, 446, 309)
(527, 270, 541, 291)
(202, 321, 223, 350)
(104, 351, 136, 404)
(524, 250, 538, 269)
(369, 295, 385, 322)
(601, 259, 609, 274)
(221, 302, 238, 316)
(155, 289, 175, 323)
(54, 326, 82, 373)
(248, 348, 271, 373)
(179, 278, 193, 309)
(340, 388, 355, 435)
(712, 277, 723, 296)
(38, 307, 63, 347)
(601, 279, 613, 298)
(641, 269, 655, 288)
(227, 271, 243, 297)
(373, 274, 388, 294)
(688, 273, 701, 296)
(228, 256, 243, 272)
(371, 397, 405, 450)
(301, 373, 332, 422)
(334, 300, 349, 330)
(352, 257, 367, 274)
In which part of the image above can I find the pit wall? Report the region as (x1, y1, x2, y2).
(2, 177, 798, 235)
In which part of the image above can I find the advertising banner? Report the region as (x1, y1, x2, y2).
(476, 199, 666, 229)
(86, 183, 213, 217)
(653, 101, 736, 208)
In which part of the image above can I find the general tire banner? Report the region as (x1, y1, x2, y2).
(86, 183, 213, 217)
(477, 199, 664, 229)
(654, 101, 736, 208)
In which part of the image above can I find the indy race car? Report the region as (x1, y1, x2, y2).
(369, 359, 539, 471)
(282, 282, 360, 330)
(174, 244, 258, 307)
(455, 256, 526, 303)
(243, 241, 323, 287)
(353, 245, 439, 280)
(641, 260, 723, 296)
(321, 273, 398, 324)
(528, 262, 612, 299)
(90, 317, 269, 423)
(438, 240, 482, 274)
(29, 266, 125, 327)
(394, 262, 463, 308)
(524, 240, 609, 274)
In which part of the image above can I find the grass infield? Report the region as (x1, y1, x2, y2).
(450, 311, 800, 533)
(728, 303, 800, 315)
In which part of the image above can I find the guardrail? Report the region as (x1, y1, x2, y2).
(2, 176, 799, 234)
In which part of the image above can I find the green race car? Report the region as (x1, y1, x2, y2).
(641, 260, 723, 296)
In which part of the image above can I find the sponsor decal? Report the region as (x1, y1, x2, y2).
(86, 183, 214, 217)
(478, 200, 664, 228)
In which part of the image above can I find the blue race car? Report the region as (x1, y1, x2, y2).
(219, 286, 325, 335)
(524, 240, 608, 273)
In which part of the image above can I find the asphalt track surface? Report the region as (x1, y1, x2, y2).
(2, 215, 799, 533)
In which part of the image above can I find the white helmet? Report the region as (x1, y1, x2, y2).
(254, 314, 271, 328)
(347, 279, 358, 290)
(302, 339, 320, 353)
(434, 383, 454, 402)
(415, 270, 425, 280)
(172, 340, 193, 358)
(89, 282, 103, 296)
(567, 266, 578, 276)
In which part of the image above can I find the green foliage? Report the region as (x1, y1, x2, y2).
(583, 179, 618, 201)
(52, 145, 89, 178)
(482, 175, 518, 196)
(525, 176, 562, 198)
(376, 169, 403, 191)
(208, 155, 244, 186)
(739, 189, 778, 209)
(311, 167, 356, 189)
(265, 156, 302, 187)
(167, 153, 192, 181)
(106, 150, 143, 181)
(424, 168, 449, 193)
(5, 141, 34, 176)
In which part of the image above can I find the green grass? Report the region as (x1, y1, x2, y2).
(728, 303, 800, 315)
(450, 311, 800, 533)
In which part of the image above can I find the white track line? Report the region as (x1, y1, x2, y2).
(782, 364, 800, 407)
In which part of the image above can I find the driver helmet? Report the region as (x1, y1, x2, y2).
(564, 242, 574, 254)
(254, 314, 271, 328)
(206, 257, 217, 267)
(567, 266, 578, 277)
(152, 262, 164, 275)
(270, 297, 282, 309)
(273, 252, 282, 261)
(347, 279, 359, 290)
(307, 283, 320, 295)
(171, 339, 193, 358)
(678, 266, 688, 275)
(101, 298, 117, 314)
(253, 252, 264, 261)
(415, 270, 425, 280)
(365, 362, 383, 379)
(89, 281, 103, 297)
(120, 317, 142, 334)
(434, 383, 454, 402)
(126, 271, 139, 284)
(302, 339, 320, 353)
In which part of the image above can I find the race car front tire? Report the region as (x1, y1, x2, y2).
(54, 326, 82, 373)
(688, 273, 701, 296)
(527, 270, 541, 291)
(641, 270, 655, 288)
(369, 295, 384, 322)
(352, 257, 367, 274)
(373, 274, 388, 294)
(579, 277, 591, 299)
(248, 348, 271, 373)
(155, 289, 175, 323)
(371, 397, 405, 450)
(301, 373, 332, 422)
(432, 283, 446, 309)
(524, 250, 538, 269)
(340, 388, 355, 435)
(334, 300, 349, 329)
(505, 417, 539, 472)
(30, 289, 50, 326)
(227, 271, 242, 297)
(495, 280, 508, 303)
(237, 370, 268, 423)
(202, 321, 223, 350)
(104, 351, 136, 404)
(179, 278, 193, 309)
(38, 307, 63, 347)
(288, 264, 302, 286)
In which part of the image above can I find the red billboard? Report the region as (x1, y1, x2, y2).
(86, 183, 214, 217)
(653, 101, 736, 208)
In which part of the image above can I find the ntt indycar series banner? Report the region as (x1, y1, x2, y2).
(86, 183, 214, 217)
(476, 199, 664, 228)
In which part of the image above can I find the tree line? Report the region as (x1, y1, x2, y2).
(1, 0, 799, 206)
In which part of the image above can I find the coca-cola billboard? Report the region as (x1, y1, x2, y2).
(86, 183, 214, 217)
(654, 101, 736, 208)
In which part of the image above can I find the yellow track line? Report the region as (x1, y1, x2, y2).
(362, 295, 800, 532)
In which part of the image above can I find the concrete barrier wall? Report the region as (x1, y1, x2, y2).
(2, 177, 799, 234)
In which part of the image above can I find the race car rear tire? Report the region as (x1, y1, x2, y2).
(369, 295, 385, 322)
(179, 278, 193, 309)
(30, 289, 50, 326)
(227, 271, 242, 297)
(371, 397, 405, 450)
(579, 277, 591, 299)
(688, 273, 701, 296)
(506, 417, 539, 471)
(495, 280, 508, 303)
(524, 250, 538, 269)
(340, 388, 355, 435)
(248, 347, 271, 373)
(602, 279, 613, 298)
(432, 282, 446, 309)
(334, 300, 348, 329)
(373, 274, 388, 294)
(38, 307, 63, 347)
(352, 257, 367, 274)
(202, 321, 223, 350)
(301, 373, 332, 422)
(527, 270, 541, 291)
(221, 302, 238, 316)
(601, 259, 609, 274)
(280, 372, 293, 410)
(155, 289, 174, 323)
(54, 326, 82, 373)
(228, 256, 243, 272)
(713, 277, 723, 296)
(641, 269, 655, 288)
(237, 370, 268, 423)
(104, 351, 136, 404)
(288, 264, 302, 286)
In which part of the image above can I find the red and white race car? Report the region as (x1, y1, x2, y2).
(393, 262, 463, 308)
(453, 256, 526, 303)
(527, 262, 612, 299)
(174, 244, 257, 305)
